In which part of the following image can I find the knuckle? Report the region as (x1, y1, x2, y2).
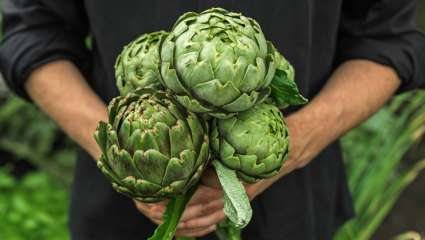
(216, 211, 226, 222)
(186, 215, 212, 229)
(197, 226, 217, 237)
(199, 203, 212, 216)
(176, 224, 217, 238)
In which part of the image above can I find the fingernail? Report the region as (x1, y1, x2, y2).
(177, 222, 185, 228)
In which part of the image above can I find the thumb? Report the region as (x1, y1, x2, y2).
(201, 168, 222, 189)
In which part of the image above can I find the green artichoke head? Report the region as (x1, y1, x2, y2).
(95, 89, 210, 202)
(211, 103, 289, 183)
(115, 31, 168, 95)
(160, 8, 280, 119)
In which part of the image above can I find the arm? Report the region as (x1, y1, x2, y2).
(0, 1, 104, 157)
(174, 60, 401, 236)
(27, 60, 227, 238)
(0, 0, 171, 231)
(248, 59, 400, 196)
(177, 0, 423, 234)
(25, 60, 107, 159)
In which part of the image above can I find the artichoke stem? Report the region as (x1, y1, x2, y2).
(148, 189, 196, 240)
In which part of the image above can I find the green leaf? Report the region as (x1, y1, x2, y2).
(270, 69, 307, 108)
(0, 170, 15, 189)
(148, 187, 196, 240)
(216, 219, 242, 240)
(212, 160, 252, 229)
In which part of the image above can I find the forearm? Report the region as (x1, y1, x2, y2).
(25, 60, 107, 160)
(289, 59, 400, 162)
(249, 59, 401, 196)
(287, 60, 400, 166)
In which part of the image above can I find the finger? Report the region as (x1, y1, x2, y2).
(175, 224, 216, 238)
(187, 187, 223, 206)
(134, 201, 151, 213)
(176, 224, 215, 234)
(179, 198, 224, 222)
(283, 159, 299, 172)
(134, 202, 165, 221)
(179, 210, 226, 229)
(134, 204, 163, 225)
(283, 159, 294, 168)
(201, 169, 222, 189)
(149, 204, 166, 215)
(149, 217, 163, 226)
(154, 199, 169, 207)
(134, 200, 166, 211)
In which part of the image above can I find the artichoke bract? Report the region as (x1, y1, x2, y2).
(160, 8, 280, 119)
(95, 89, 209, 202)
(115, 31, 168, 95)
(211, 103, 289, 183)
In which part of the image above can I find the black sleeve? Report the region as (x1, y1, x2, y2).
(0, 0, 91, 99)
(336, 0, 425, 91)
(413, 34, 425, 89)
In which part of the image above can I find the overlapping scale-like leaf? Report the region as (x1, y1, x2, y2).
(95, 89, 209, 202)
(160, 8, 277, 118)
(211, 103, 289, 183)
(115, 31, 168, 95)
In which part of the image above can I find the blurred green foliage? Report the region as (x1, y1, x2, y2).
(0, 167, 70, 240)
(0, 96, 76, 185)
(1, 91, 424, 240)
(0, 95, 75, 240)
(335, 91, 425, 240)
(0, 3, 423, 240)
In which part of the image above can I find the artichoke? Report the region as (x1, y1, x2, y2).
(211, 103, 289, 183)
(160, 8, 282, 118)
(94, 89, 210, 202)
(115, 31, 168, 95)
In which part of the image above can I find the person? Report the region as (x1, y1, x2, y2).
(0, 1, 423, 239)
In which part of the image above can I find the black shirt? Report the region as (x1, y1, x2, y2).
(0, 1, 424, 239)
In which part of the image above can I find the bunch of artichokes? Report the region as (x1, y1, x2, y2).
(95, 7, 306, 240)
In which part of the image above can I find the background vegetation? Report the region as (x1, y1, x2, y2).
(0, 3, 424, 240)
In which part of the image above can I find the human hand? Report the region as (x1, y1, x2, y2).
(136, 111, 316, 237)
(200, 112, 320, 203)
(172, 168, 270, 238)
(133, 199, 169, 225)
(174, 184, 224, 237)
(280, 113, 317, 173)
(134, 184, 223, 238)
(201, 168, 263, 200)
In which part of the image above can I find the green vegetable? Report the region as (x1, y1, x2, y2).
(160, 8, 283, 118)
(102, 8, 305, 240)
(94, 88, 210, 203)
(216, 219, 242, 240)
(211, 103, 289, 183)
(115, 31, 168, 95)
(213, 160, 252, 228)
(148, 189, 196, 240)
(268, 42, 307, 107)
(210, 103, 290, 240)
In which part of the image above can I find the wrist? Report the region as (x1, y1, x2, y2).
(80, 111, 108, 161)
(285, 112, 316, 161)
(246, 179, 274, 200)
